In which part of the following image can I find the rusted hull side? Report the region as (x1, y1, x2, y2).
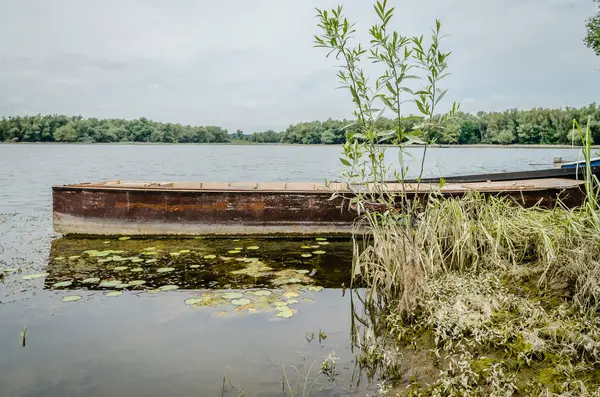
(53, 188, 357, 236)
(52, 183, 586, 236)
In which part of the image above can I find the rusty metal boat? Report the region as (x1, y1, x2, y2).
(52, 177, 587, 237)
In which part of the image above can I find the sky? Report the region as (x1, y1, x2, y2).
(0, 0, 598, 132)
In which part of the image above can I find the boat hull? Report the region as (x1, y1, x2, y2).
(52, 179, 586, 236)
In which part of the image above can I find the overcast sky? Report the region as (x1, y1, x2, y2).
(0, 0, 598, 132)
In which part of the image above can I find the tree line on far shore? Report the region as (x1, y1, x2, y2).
(1, 103, 599, 145)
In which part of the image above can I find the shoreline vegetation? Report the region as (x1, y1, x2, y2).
(313, 1, 600, 395)
(0, 103, 599, 145)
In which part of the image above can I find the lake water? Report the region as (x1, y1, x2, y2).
(0, 144, 584, 396)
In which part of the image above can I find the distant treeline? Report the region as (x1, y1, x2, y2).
(1, 104, 599, 144)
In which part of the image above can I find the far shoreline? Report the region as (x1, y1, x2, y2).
(0, 142, 593, 149)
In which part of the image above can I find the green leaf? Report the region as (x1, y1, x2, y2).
(339, 157, 352, 167)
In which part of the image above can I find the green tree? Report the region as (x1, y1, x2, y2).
(585, 0, 600, 55)
(53, 122, 78, 141)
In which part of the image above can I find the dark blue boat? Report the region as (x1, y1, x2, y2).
(560, 158, 600, 169)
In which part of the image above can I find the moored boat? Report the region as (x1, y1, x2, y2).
(53, 177, 587, 236)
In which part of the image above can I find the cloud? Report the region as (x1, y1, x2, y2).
(0, 0, 597, 132)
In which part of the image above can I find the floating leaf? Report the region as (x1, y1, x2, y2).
(159, 285, 179, 291)
(273, 301, 288, 307)
(234, 247, 243, 250)
(113, 266, 129, 271)
(315, 237, 327, 241)
(143, 247, 156, 251)
(157, 267, 175, 273)
(286, 299, 299, 305)
(222, 292, 244, 300)
(22, 272, 48, 280)
(246, 246, 260, 250)
(129, 280, 146, 286)
(228, 250, 241, 254)
(53, 281, 73, 288)
(307, 286, 324, 292)
(131, 267, 144, 272)
(184, 298, 204, 305)
(301, 254, 312, 258)
(313, 251, 326, 255)
(231, 298, 252, 306)
(82, 277, 100, 283)
(169, 252, 180, 257)
(105, 291, 122, 297)
(68, 255, 80, 260)
(318, 241, 330, 245)
(286, 278, 302, 284)
(253, 290, 272, 296)
(62, 295, 82, 302)
(179, 250, 190, 253)
(310, 245, 320, 249)
(83, 250, 100, 255)
(276, 309, 295, 318)
(283, 292, 300, 299)
(141, 251, 157, 256)
(275, 305, 290, 312)
(130, 258, 144, 263)
(301, 246, 312, 249)
(99, 280, 122, 288)
(190, 265, 200, 269)
(103, 241, 111, 244)
(295, 269, 310, 274)
(145, 259, 157, 264)
(247, 258, 259, 262)
(115, 283, 131, 289)
(203, 255, 216, 259)
(111, 256, 125, 261)
(55, 257, 65, 261)
(118, 237, 131, 241)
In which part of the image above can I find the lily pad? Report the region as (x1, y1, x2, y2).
(131, 267, 144, 272)
(276, 309, 295, 318)
(55, 256, 66, 261)
(83, 250, 100, 255)
(143, 247, 156, 251)
(313, 251, 326, 255)
(246, 246, 260, 250)
(275, 305, 290, 312)
(53, 281, 73, 288)
(190, 265, 201, 269)
(118, 236, 131, 241)
(203, 254, 217, 259)
(113, 266, 129, 271)
(301, 254, 312, 258)
(234, 247, 243, 250)
(295, 269, 310, 274)
(145, 259, 157, 264)
(159, 285, 179, 291)
(131, 258, 144, 263)
(68, 255, 81, 260)
(307, 286, 324, 292)
(115, 283, 131, 289)
(228, 250, 241, 254)
(62, 295, 82, 302)
(231, 298, 252, 306)
(184, 298, 204, 305)
(315, 237, 327, 241)
(105, 291, 122, 297)
(129, 280, 146, 286)
(273, 301, 288, 307)
(99, 280, 122, 288)
(103, 241, 111, 244)
(310, 245, 320, 249)
(82, 277, 100, 283)
(222, 292, 244, 300)
(286, 299, 299, 305)
(22, 272, 48, 280)
(318, 241, 330, 245)
(141, 251, 157, 256)
(252, 290, 272, 296)
(169, 252, 181, 257)
(98, 258, 113, 263)
(179, 250, 190, 253)
(283, 292, 300, 299)
(157, 267, 175, 273)
(301, 246, 312, 249)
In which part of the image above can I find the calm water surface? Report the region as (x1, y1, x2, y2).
(0, 144, 584, 396)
